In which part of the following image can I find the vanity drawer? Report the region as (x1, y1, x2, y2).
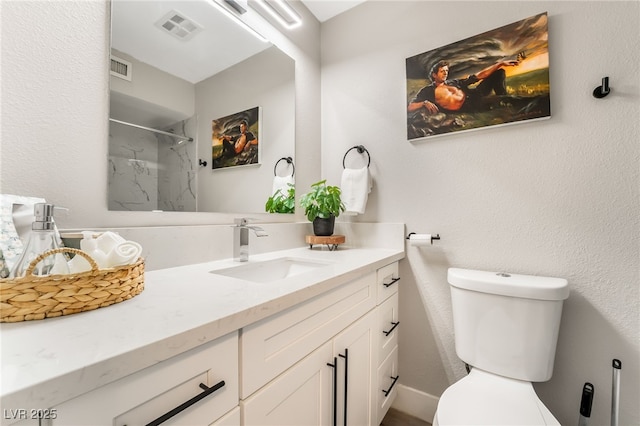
(53, 332, 239, 426)
(241, 272, 376, 398)
(376, 345, 399, 425)
(377, 291, 399, 364)
(376, 262, 399, 303)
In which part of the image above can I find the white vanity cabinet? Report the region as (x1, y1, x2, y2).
(241, 261, 400, 426)
(51, 332, 239, 426)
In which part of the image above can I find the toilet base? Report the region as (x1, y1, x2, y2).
(434, 369, 560, 425)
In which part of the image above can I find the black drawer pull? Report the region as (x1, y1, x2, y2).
(382, 375, 399, 397)
(327, 357, 338, 426)
(383, 277, 400, 288)
(145, 380, 225, 426)
(383, 321, 400, 336)
(339, 349, 349, 426)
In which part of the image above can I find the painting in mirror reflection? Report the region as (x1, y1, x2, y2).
(212, 106, 260, 170)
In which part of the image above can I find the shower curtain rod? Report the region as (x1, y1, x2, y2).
(109, 118, 194, 143)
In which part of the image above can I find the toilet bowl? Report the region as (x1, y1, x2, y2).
(433, 369, 559, 425)
(434, 268, 569, 426)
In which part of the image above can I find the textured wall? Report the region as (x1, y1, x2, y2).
(320, 2, 639, 425)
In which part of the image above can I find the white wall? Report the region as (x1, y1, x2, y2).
(320, 1, 639, 425)
(110, 48, 195, 121)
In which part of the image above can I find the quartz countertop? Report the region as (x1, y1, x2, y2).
(0, 246, 404, 417)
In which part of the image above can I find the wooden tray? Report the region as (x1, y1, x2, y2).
(305, 235, 345, 251)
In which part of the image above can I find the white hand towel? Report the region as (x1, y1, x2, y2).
(95, 231, 126, 255)
(272, 175, 294, 196)
(341, 167, 372, 215)
(68, 254, 92, 274)
(105, 241, 142, 268)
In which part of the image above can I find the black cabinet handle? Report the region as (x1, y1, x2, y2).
(382, 375, 399, 397)
(145, 380, 225, 426)
(383, 321, 400, 336)
(327, 357, 338, 426)
(383, 277, 400, 288)
(339, 349, 349, 426)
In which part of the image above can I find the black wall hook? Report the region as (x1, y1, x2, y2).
(593, 76, 611, 98)
(198, 159, 208, 167)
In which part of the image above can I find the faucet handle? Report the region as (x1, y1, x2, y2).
(234, 217, 258, 226)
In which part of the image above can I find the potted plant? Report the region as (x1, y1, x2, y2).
(299, 179, 345, 236)
(265, 184, 295, 214)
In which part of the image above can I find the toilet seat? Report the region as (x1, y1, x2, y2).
(434, 368, 560, 425)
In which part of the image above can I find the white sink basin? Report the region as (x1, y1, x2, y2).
(210, 257, 333, 283)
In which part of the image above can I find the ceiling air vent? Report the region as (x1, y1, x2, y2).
(155, 10, 203, 41)
(110, 55, 132, 81)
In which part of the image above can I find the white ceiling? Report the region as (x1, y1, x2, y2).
(111, 0, 270, 84)
(110, 0, 366, 87)
(300, 0, 367, 22)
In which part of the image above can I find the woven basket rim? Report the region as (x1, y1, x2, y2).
(0, 254, 145, 284)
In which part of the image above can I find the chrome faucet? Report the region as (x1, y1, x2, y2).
(233, 218, 268, 262)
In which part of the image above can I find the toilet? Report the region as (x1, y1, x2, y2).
(433, 268, 569, 425)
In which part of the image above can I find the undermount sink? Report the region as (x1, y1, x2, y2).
(210, 257, 334, 283)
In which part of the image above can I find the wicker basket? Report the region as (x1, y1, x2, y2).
(0, 247, 144, 323)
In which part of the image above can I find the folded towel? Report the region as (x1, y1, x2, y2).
(68, 253, 92, 274)
(95, 231, 126, 255)
(272, 175, 294, 197)
(341, 167, 372, 215)
(106, 241, 142, 268)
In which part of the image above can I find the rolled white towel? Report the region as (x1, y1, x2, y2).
(105, 241, 142, 268)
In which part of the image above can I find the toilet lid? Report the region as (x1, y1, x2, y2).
(437, 369, 559, 425)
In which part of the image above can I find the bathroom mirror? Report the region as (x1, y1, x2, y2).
(108, 0, 295, 213)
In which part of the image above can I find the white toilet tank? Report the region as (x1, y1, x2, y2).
(448, 268, 569, 382)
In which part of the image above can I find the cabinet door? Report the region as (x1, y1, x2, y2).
(333, 310, 376, 426)
(52, 332, 238, 426)
(1, 417, 52, 426)
(241, 341, 333, 426)
(210, 407, 240, 426)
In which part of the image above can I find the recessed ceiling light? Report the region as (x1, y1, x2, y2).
(208, 0, 269, 42)
(253, 0, 302, 29)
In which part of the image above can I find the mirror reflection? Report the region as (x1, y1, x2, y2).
(108, 0, 295, 213)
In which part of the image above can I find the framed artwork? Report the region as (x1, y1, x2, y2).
(212, 106, 260, 169)
(406, 12, 550, 140)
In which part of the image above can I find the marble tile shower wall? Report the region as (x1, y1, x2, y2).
(108, 116, 197, 211)
(157, 116, 197, 212)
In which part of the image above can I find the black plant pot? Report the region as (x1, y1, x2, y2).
(312, 215, 335, 236)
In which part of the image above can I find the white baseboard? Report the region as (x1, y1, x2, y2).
(390, 384, 439, 424)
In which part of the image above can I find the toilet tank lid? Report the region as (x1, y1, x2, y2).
(448, 268, 569, 301)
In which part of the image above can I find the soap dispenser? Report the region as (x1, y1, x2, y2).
(10, 203, 69, 278)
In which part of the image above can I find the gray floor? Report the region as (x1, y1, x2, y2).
(380, 408, 431, 426)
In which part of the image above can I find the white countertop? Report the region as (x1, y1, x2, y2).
(0, 246, 403, 416)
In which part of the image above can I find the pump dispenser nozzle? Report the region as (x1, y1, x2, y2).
(32, 203, 56, 230)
